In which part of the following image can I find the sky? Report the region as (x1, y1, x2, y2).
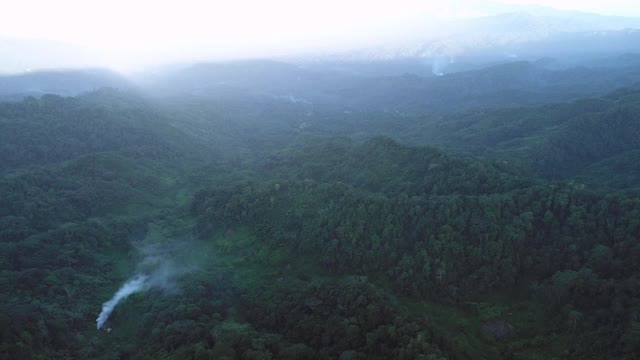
(1, 0, 639, 71)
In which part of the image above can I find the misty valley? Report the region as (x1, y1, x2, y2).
(4, 4, 640, 359)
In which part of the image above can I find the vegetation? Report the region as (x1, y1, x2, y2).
(2, 78, 640, 359)
(328, 88, 640, 190)
(193, 138, 640, 358)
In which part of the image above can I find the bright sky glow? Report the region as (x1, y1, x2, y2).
(1, 0, 639, 71)
(498, 0, 640, 16)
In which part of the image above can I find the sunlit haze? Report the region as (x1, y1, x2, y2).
(1, 0, 640, 71)
(4, 0, 640, 359)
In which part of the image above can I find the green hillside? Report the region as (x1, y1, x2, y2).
(1, 86, 640, 359)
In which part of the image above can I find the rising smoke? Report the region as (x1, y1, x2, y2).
(431, 56, 454, 76)
(96, 275, 149, 329)
(96, 241, 197, 330)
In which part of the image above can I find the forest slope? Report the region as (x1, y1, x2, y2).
(2, 88, 640, 359)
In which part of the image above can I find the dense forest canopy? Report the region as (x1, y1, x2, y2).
(1, 53, 640, 360)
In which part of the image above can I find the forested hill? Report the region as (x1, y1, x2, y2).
(193, 136, 640, 358)
(2, 86, 640, 359)
(0, 69, 130, 100)
(0, 91, 219, 359)
(353, 88, 640, 190)
(0, 90, 206, 173)
(141, 58, 640, 113)
(263, 136, 535, 195)
(141, 83, 640, 191)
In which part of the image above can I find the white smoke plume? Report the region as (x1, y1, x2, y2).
(96, 275, 149, 329)
(95, 236, 203, 330)
(432, 56, 454, 76)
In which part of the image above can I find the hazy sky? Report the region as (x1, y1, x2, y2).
(1, 0, 639, 71)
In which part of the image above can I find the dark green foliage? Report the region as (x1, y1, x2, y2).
(534, 105, 640, 178)
(343, 88, 640, 189)
(193, 137, 640, 358)
(3, 83, 640, 360)
(264, 136, 535, 195)
(0, 153, 172, 230)
(0, 217, 141, 359)
(574, 150, 640, 191)
(0, 91, 196, 173)
(238, 279, 447, 360)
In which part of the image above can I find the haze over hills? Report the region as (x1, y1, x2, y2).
(1, 6, 639, 103)
(0, 68, 131, 100)
(6, 51, 640, 111)
(3, 5, 640, 74)
(5, 2, 640, 359)
(136, 56, 640, 114)
(323, 12, 640, 57)
(299, 10, 640, 76)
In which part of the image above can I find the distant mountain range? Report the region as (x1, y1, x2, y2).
(297, 11, 640, 76)
(3, 7, 640, 76)
(139, 55, 640, 113)
(0, 69, 130, 100)
(2, 54, 640, 114)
